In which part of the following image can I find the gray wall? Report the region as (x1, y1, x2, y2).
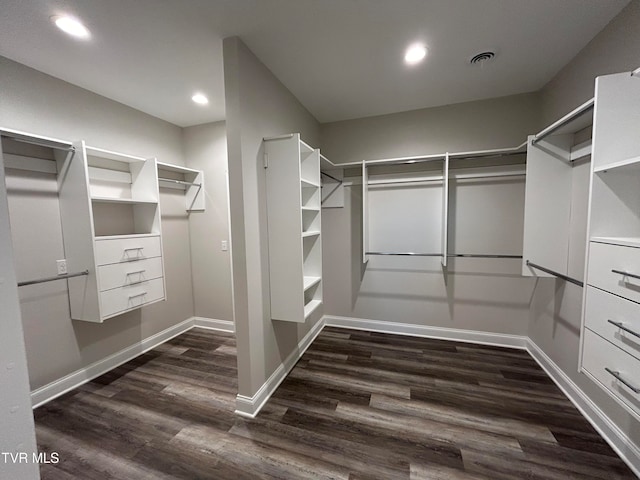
(1, 56, 195, 391)
(320, 94, 541, 336)
(540, 0, 640, 125)
(183, 121, 234, 322)
(223, 37, 322, 396)
(321, 93, 541, 164)
(530, 0, 640, 456)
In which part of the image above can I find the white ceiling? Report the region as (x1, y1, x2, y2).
(0, 0, 630, 127)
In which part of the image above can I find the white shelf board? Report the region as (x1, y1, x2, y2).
(301, 207, 320, 212)
(303, 299, 322, 319)
(85, 146, 146, 163)
(302, 231, 321, 238)
(94, 233, 160, 240)
(156, 161, 200, 174)
(593, 155, 640, 173)
(591, 236, 640, 248)
(91, 196, 158, 205)
(301, 178, 320, 188)
(303, 276, 321, 291)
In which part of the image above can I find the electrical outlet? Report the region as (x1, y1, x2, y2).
(221, 240, 228, 252)
(56, 259, 68, 275)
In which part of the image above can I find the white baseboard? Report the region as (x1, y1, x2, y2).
(31, 318, 195, 409)
(192, 316, 235, 333)
(324, 315, 528, 350)
(527, 339, 640, 477)
(234, 318, 325, 418)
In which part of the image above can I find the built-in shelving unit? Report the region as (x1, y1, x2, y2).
(580, 71, 640, 421)
(521, 98, 594, 280)
(157, 161, 205, 211)
(264, 133, 323, 323)
(58, 142, 166, 322)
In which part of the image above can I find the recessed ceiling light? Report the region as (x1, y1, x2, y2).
(191, 93, 209, 105)
(52, 15, 90, 39)
(404, 44, 427, 65)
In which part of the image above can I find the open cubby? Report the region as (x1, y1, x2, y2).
(589, 161, 640, 242)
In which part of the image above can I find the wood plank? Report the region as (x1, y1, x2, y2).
(33, 327, 636, 479)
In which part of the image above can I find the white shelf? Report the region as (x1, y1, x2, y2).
(303, 299, 322, 319)
(303, 276, 321, 291)
(94, 233, 160, 240)
(265, 133, 322, 323)
(591, 236, 640, 248)
(156, 161, 200, 174)
(594, 155, 640, 173)
(91, 196, 157, 205)
(85, 146, 145, 163)
(301, 178, 320, 188)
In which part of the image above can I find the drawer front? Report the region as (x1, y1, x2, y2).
(582, 329, 640, 418)
(588, 241, 640, 302)
(97, 257, 164, 292)
(585, 286, 640, 361)
(95, 236, 162, 266)
(99, 277, 165, 318)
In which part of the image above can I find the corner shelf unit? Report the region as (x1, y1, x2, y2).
(264, 134, 323, 322)
(157, 161, 205, 211)
(58, 142, 166, 322)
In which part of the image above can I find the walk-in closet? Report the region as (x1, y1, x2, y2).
(1, 1, 640, 479)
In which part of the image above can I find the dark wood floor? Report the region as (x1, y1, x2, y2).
(35, 327, 636, 479)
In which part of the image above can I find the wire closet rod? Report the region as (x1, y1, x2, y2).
(366, 252, 522, 259)
(366, 252, 442, 257)
(158, 177, 201, 187)
(526, 261, 584, 287)
(18, 270, 89, 287)
(449, 254, 523, 259)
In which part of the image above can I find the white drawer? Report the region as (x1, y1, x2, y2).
(585, 286, 640, 361)
(99, 277, 165, 319)
(97, 257, 164, 292)
(587, 241, 640, 302)
(94, 235, 162, 266)
(582, 329, 640, 418)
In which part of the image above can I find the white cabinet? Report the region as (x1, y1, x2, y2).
(264, 134, 322, 323)
(580, 71, 640, 420)
(58, 142, 166, 322)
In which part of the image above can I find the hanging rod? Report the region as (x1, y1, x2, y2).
(18, 270, 89, 287)
(532, 98, 594, 144)
(448, 151, 526, 162)
(366, 252, 522, 259)
(366, 252, 442, 257)
(321, 171, 342, 184)
(448, 254, 523, 259)
(526, 261, 583, 287)
(158, 177, 201, 187)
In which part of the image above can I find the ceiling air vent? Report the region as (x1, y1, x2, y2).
(469, 51, 495, 66)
